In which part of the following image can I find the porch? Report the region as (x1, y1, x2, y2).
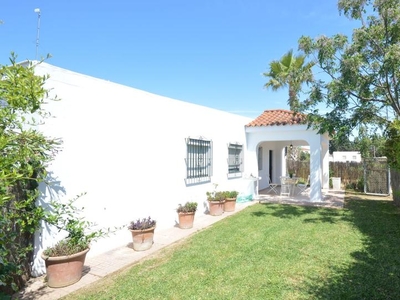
(245, 109, 331, 203)
(256, 187, 345, 208)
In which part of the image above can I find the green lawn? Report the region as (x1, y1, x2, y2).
(64, 194, 400, 300)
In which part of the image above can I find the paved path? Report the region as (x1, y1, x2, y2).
(13, 191, 345, 299)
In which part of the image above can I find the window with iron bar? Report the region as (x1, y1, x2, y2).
(228, 143, 243, 175)
(185, 137, 212, 183)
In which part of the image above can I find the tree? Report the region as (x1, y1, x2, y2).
(296, 0, 400, 203)
(298, 0, 400, 140)
(0, 53, 60, 295)
(329, 134, 355, 153)
(353, 126, 386, 158)
(299, 150, 310, 162)
(263, 49, 315, 111)
(329, 126, 386, 157)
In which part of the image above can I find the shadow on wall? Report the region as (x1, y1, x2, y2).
(32, 172, 67, 277)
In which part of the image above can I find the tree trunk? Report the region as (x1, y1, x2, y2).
(288, 87, 299, 111)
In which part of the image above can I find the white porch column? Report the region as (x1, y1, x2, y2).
(244, 132, 260, 178)
(309, 138, 323, 202)
(321, 134, 330, 189)
(281, 146, 287, 177)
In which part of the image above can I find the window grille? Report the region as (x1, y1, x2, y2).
(228, 143, 243, 175)
(185, 137, 212, 183)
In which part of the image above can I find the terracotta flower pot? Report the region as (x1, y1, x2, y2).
(130, 227, 155, 251)
(224, 197, 237, 212)
(178, 211, 195, 229)
(208, 200, 225, 216)
(41, 248, 89, 288)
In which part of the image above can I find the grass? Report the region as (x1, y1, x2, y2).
(63, 193, 400, 300)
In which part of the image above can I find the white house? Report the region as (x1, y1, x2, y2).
(29, 61, 330, 276)
(330, 151, 362, 163)
(30, 61, 253, 275)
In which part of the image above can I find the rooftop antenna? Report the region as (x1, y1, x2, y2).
(34, 8, 41, 60)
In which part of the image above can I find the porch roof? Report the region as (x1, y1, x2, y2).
(246, 109, 306, 127)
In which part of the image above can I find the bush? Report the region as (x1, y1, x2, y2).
(0, 55, 60, 295)
(128, 217, 156, 230)
(176, 202, 198, 213)
(42, 193, 113, 257)
(224, 191, 239, 198)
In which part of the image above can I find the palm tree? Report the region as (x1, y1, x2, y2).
(263, 49, 315, 111)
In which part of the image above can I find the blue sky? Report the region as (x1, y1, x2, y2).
(1, 0, 357, 118)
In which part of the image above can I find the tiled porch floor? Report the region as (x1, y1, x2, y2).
(257, 187, 345, 209)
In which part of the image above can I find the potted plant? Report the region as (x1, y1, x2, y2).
(223, 190, 239, 212)
(206, 184, 226, 216)
(128, 217, 156, 251)
(41, 193, 112, 288)
(176, 202, 198, 229)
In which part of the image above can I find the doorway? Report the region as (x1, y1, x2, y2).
(269, 150, 273, 181)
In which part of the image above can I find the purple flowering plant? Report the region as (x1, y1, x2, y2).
(128, 216, 156, 230)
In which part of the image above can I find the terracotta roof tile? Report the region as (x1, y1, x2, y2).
(246, 109, 306, 127)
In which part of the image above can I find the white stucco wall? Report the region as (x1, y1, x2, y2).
(31, 62, 252, 275)
(332, 151, 362, 163)
(256, 141, 291, 188)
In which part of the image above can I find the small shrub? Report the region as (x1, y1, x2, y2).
(128, 217, 156, 230)
(176, 202, 198, 213)
(43, 240, 87, 257)
(42, 193, 114, 257)
(206, 191, 225, 202)
(356, 177, 364, 191)
(206, 183, 225, 202)
(224, 191, 239, 198)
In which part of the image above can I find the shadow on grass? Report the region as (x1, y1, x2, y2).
(253, 203, 314, 217)
(304, 198, 400, 299)
(253, 203, 343, 224)
(257, 198, 400, 299)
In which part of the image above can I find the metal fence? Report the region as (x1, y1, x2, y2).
(363, 157, 390, 195)
(293, 159, 390, 195)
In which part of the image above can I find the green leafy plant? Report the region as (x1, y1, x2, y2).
(42, 193, 113, 257)
(128, 217, 156, 231)
(297, 179, 306, 185)
(176, 202, 198, 213)
(224, 191, 239, 199)
(206, 191, 225, 202)
(0, 54, 60, 295)
(206, 183, 226, 202)
(297, 0, 400, 143)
